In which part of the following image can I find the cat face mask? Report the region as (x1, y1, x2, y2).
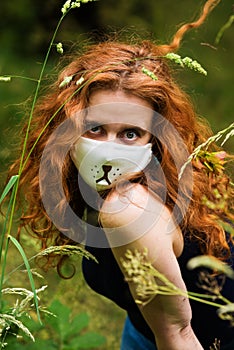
(70, 136, 152, 191)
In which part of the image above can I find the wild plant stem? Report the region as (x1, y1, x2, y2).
(5, 13, 66, 255)
(1, 75, 39, 82)
(0, 237, 10, 310)
(187, 293, 226, 308)
(1, 12, 67, 319)
(167, 289, 225, 308)
(0, 185, 17, 307)
(21, 72, 99, 171)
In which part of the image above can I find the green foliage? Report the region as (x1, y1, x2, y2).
(121, 248, 234, 323)
(61, 0, 96, 15)
(0, 2, 96, 343)
(37, 245, 97, 261)
(187, 256, 234, 279)
(8, 236, 42, 323)
(0, 176, 19, 205)
(141, 66, 158, 81)
(0, 285, 47, 347)
(48, 300, 106, 349)
(5, 299, 106, 350)
(165, 53, 207, 75)
(179, 123, 234, 179)
(0, 242, 97, 347)
(0, 1, 233, 349)
(1, 0, 233, 176)
(0, 2, 103, 347)
(215, 14, 234, 44)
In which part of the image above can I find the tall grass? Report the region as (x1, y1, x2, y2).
(0, 1, 96, 347)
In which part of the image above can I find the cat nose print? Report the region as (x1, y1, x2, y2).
(102, 165, 112, 172)
(96, 165, 112, 185)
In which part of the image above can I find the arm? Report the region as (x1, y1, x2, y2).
(100, 184, 203, 350)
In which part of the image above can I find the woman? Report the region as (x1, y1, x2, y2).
(8, 0, 234, 349)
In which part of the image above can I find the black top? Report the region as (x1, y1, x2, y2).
(82, 226, 234, 349)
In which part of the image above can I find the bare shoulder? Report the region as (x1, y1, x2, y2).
(100, 183, 183, 255)
(100, 183, 171, 229)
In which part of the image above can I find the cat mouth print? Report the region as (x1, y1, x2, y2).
(93, 164, 121, 187)
(70, 136, 153, 192)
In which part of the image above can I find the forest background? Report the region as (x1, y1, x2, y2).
(0, 0, 233, 349)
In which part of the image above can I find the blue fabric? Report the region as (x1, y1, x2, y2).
(120, 317, 234, 350)
(120, 316, 157, 350)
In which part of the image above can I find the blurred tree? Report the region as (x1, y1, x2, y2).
(1, 0, 233, 55)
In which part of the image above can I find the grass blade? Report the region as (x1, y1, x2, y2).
(0, 182, 17, 302)
(0, 237, 10, 311)
(0, 175, 19, 204)
(8, 236, 42, 324)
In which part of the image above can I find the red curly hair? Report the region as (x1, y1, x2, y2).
(7, 0, 233, 270)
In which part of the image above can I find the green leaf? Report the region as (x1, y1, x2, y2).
(68, 332, 106, 349)
(8, 236, 42, 323)
(0, 175, 19, 204)
(49, 299, 70, 323)
(48, 300, 71, 341)
(6, 338, 56, 350)
(31, 340, 56, 350)
(47, 300, 106, 348)
(218, 221, 234, 236)
(187, 255, 234, 279)
(48, 301, 92, 342)
(64, 312, 89, 340)
(20, 314, 44, 333)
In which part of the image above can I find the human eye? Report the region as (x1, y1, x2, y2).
(122, 129, 140, 141)
(89, 126, 102, 133)
(83, 122, 103, 136)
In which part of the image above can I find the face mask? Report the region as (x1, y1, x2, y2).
(70, 137, 152, 191)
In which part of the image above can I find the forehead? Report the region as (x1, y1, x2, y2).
(86, 90, 153, 130)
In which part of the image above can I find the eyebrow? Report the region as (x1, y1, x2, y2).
(123, 126, 148, 134)
(84, 120, 148, 132)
